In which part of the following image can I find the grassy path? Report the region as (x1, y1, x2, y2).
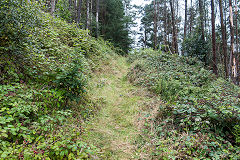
(83, 57, 152, 159)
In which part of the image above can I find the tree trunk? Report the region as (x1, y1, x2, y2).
(96, 0, 100, 37)
(189, 0, 193, 33)
(235, 0, 239, 84)
(211, 0, 218, 76)
(199, 0, 205, 41)
(163, 0, 167, 46)
(229, 0, 237, 82)
(176, 0, 179, 54)
(153, 0, 157, 50)
(90, 0, 93, 31)
(170, 0, 178, 54)
(184, 0, 187, 39)
(86, 0, 90, 30)
(50, 0, 55, 15)
(157, 1, 160, 47)
(101, 0, 106, 35)
(77, 0, 82, 27)
(73, 0, 77, 22)
(219, 0, 228, 78)
(144, 27, 147, 48)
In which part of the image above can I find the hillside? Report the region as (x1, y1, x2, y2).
(1, 1, 240, 160)
(128, 49, 240, 159)
(0, 1, 117, 159)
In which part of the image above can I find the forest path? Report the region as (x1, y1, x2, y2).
(83, 57, 153, 159)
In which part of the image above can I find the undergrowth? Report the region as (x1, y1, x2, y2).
(128, 49, 240, 159)
(0, 1, 115, 159)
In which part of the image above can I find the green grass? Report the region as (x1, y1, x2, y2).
(83, 57, 152, 159)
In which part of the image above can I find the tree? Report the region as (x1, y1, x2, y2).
(96, 0, 100, 37)
(50, 0, 55, 15)
(219, 0, 228, 78)
(86, 0, 90, 30)
(169, 0, 178, 54)
(234, 0, 239, 84)
(139, 4, 153, 48)
(184, 0, 187, 39)
(99, 0, 132, 54)
(153, 0, 157, 49)
(229, 0, 237, 82)
(199, 0, 205, 41)
(211, 0, 217, 75)
(77, 0, 82, 26)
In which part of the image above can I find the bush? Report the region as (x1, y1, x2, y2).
(0, 1, 116, 158)
(128, 49, 240, 159)
(182, 27, 211, 64)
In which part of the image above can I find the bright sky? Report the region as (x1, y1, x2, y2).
(131, 0, 150, 6)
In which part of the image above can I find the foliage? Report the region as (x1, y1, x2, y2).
(182, 27, 211, 64)
(0, 0, 41, 56)
(139, 3, 154, 48)
(0, 84, 100, 159)
(128, 49, 240, 159)
(54, 61, 87, 106)
(100, 0, 133, 54)
(55, 0, 72, 23)
(0, 1, 116, 158)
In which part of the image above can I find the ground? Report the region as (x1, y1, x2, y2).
(82, 57, 160, 159)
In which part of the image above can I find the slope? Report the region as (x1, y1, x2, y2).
(128, 48, 240, 159)
(0, 1, 117, 159)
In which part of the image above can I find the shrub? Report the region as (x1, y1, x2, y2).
(128, 49, 240, 159)
(0, 1, 116, 158)
(182, 27, 211, 64)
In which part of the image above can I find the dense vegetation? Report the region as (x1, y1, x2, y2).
(50, 0, 133, 54)
(0, 1, 116, 159)
(1, 0, 240, 159)
(128, 49, 240, 159)
(139, 0, 240, 84)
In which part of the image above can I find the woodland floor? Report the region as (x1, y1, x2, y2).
(82, 57, 161, 159)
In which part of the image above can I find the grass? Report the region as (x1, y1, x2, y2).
(82, 56, 155, 159)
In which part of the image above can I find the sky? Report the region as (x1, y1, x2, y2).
(131, 0, 150, 6)
(130, 0, 150, 48)
(130, 0, 189, 48)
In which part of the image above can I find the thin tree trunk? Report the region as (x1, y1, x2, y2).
(184, 0, 187, 39)
(86, 0, 90, 30)
(163, 0, 167, 46)
(153, 0, 157, 49)
(101, 0, 106, 35)
(50, 0, 55, 15)
(157, 1, 160, 47)
(229, 0, 237, 82)
(73, 0, 77, 22)
(96, 0, 100, 37)
(176, 0, 179, 54)
(77, 0, 82, 27)
(199, 0, 205, 40)
(235, 0, 239, 84)
(211, 0, 218, 75)
(90, 0, 93, 31)
(144, 27, 147, 48)
(170, 0, 178, 54)
(219, 0, 228, 78)
(189, 0, 193, 33)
